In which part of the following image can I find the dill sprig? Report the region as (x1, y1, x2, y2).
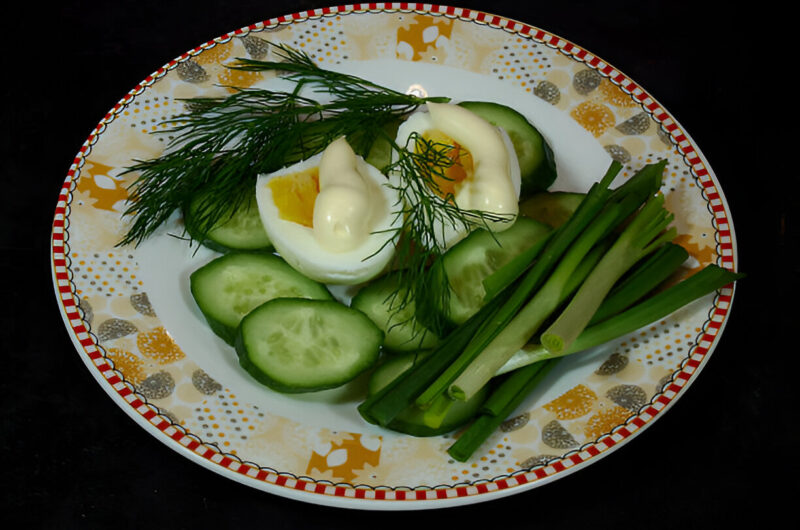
(117, 43, 447, 247)
(117, 42, 512, 331)
(230, 44, 414, 103)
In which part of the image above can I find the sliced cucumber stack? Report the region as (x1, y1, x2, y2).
(184, 190, 272, 253)
(236, 298, 383, 393)
(351, 272, 440, 353)
(428, 216, 552, 326)
(190, 252, 332, 345)
(365, 351, 488, 437)
(459, 100, 557, 198)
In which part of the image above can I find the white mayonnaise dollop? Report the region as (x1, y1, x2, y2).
(313, 136, 386, 253)
(425, 102, 520, 223)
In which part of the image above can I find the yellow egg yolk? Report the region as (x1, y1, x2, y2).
(421, 130, 474, 198)
(267, 167, 320, 228)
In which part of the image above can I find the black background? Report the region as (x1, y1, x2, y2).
(3, 1, 793, 527)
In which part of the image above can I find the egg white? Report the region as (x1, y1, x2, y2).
(393, 106, 521, 249)
(255, 152, 402, 285)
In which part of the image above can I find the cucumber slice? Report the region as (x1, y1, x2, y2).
(351, 272, 440, 353)
(236, 298, 383, 393)
(184, 190, 272, 253)
(430, 216, 552, 325)
(520, 191, 586, 229)
(366, 351, 488, 437)
(458, 100, 557, 198)
(364, 119, 401, 171)
(190, 252, 332, 345)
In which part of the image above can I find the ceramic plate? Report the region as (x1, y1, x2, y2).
(50, 4, 738, 509)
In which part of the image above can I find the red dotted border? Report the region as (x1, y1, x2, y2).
(50, 3, 738, 507)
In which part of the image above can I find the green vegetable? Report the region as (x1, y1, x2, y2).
(447, 263, 743, 462)
(539, 192, 677, 355)
(520, 191, 585, 228)
(365, 351, 488, 436)
(357, 291, 508, 427)
(447, 207, 621, 401)
(183, 188, 271, 253)
(458, 100, 557, 197)
(364, 118, 402, 171)
(480, 231, 554, 302)
(235, 298, 383, 393)
(359, 160, 628, 427)
(189, 252, 332, 345)
(588, 242, 688, 325)
(351, 155, 743, 463)
(426, 216, 552, 327)
(412, 161, 626, 410)
(497, 263, 745, 373)
(444, 163, 674, 401)
(446, 162, 674, 400)
(350, 271, 440, 353)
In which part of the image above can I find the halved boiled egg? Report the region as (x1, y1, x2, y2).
(255, 137, 401, 285)
(393, 102, 521, 249)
